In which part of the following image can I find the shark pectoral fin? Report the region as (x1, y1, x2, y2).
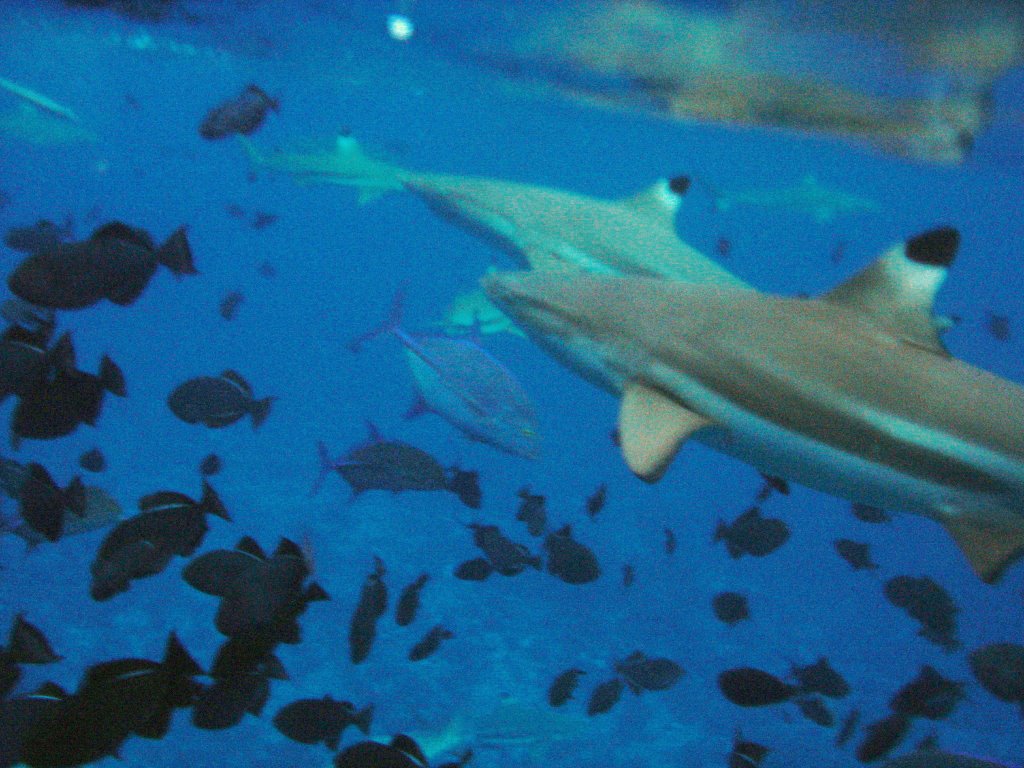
(821, 227, 960, 355)
(942, 517, 1024, 583)
(618, 383, 712, 483)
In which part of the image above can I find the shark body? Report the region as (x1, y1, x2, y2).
(244, 136, 748, 286)
(484, 227, 1024, 582)
(706, 174, 879, 222)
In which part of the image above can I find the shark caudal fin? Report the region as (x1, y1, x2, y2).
(240, 134, 405, 202)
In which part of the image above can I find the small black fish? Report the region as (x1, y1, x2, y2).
(663, 527, 676, 555)
(985, 310, 1011, 341)
(395, 573, 429, 626)
(544, 525, 600, 584)
(78, 447, 106, 473)
(856, 713, 911, 763)
(453, 557, 493, 581)
(516, 486, 547, 536)
(193, 631, 284, 730)
(470, 523, 540, 577)
(621, 563, 634, 588)
(8, 222, 195, 309)
(3, 216, 74, 254)
(250, 211, 278, 229)
(586, 678, 623, 716)
(334, 735, 430, 768)
(258, 261, 277, 278)
(718, 667, 797, 707)
(792, 657, 849, 699)
(547, 668, 585, 707)
(199, 85, 279, 140)
(834, 538, 877, 570)
(585, 483, 607, 519)
(794, 695, 834, 727)
(273, 695, 373, 750)
(199, 453, 222, 476)
(852, 502, 890, 523)
(884, 575, 960, 651)
(714, 507, 790, 558)
(446, 467, 481, 509)
(408, 625, 453, 662)
(712, 591, 750, 625)
(168, 370, 274, 429)
(728, 729, 768, 768)
(17, 463, 86, 542)
(219, 290, 244, 320)
(890, 665, 964, 720)
(614, 651, 683, 694)
(349, 557, 387, 664)
(754, 473, 790, 502)
(969, 642, 1024, 703)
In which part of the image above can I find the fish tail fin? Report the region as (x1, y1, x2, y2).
(353, 703, 374, 735)
(99, 355, 126, 397)
(198, 480, 231, 521)
(249, 396, 275, 429)
(311, 441, 335, 496)
(348, 285, 406, 353)
(156, 227, 197, 276)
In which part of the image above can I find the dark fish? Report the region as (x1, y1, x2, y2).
(199, 453, 222, 476)
(712, 591, 749, 625)
(614, 651, 683, 694)
(258, 261, 277, 278)
(315, 424, 449, 499)
(544, 525, 601, 584)
(349, 556, 387, 664)
(516, 486, 547, 536)
(272, 695, 373, 751)
(16, 463, 85, 542)
(334, 735, 430, 768)
(985, 311, 1011, 341)
(8, 222, 195, 309)
(395, 573, 429, 626)
(8, 484, 122, 547)
(852, 502, 890, 523)
(968, 643, 1024, 703)
(78, 448, 106, 473)
(0, 297, 55, 333)
(834, 539, 878, 570)
(663, 527, 676, 555)
(718, 667, 797, 707)
(794, 695, 834, 727)
(728, 729, 769, 768)
(586, 678, 623, 716)
(453, 557, 493, 581)
(90, 480, 229, 600)
(547, 668, 585, 707)
(884, 575, 960, 651)
(621, 563, 634, 588)
(0, 326, 67, 403)
(890, 665, 964, 720)
(716, 237, 731, 258)
(193, 632, 285, 730)
(199, 85, 279, 140)
(754, 473, 790, 502)
(714, 507, 790, 558)
(469, 523, 540, 576)
(446, 467, 481, 509)
(3, 217, 74, 254)
(835, 707, 861, 747)
(792, 657, 849, 699)
(168, 370, 274, 429)
(408, 625, 454, 662)
(225, 203, 245, 219)
(585, 483, 606, 518)
(11, 352, 125, 444)
(856, 713, 911, 763)
(250, 211, 278, 229)
(219, 290, 244, 320)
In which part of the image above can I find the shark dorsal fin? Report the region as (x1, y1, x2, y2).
(618, 382, 712, 483)
(942, 517, 1024, 583)
(619, 177, 689, 225)
(821, 227, 959, 355)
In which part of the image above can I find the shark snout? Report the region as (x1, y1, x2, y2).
(482, 270, 570, 337)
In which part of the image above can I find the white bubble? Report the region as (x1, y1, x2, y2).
(386, 13, 414, 42)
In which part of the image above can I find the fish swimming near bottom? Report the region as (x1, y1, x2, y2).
(484, 227, 1024, 583)
(167, 370, 274, 429)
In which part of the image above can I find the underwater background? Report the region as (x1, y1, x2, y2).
(1, 0, 1024, 766)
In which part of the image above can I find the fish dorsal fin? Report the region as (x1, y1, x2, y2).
(821, 227, 959, 355)
(91, 222, 155, 251)
(618, 382, 713, 483)
(620, 176, 689, 224)
(219, 370, 252, 397)
(942, 517, 1024, 584)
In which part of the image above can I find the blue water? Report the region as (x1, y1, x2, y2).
(1, 1, 1023, 766)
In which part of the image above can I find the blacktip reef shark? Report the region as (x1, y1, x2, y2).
(701, 174, 879, 223)
(484, 227, 1024, 583)
(241, 134, 749, 285)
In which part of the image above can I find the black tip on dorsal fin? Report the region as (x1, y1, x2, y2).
(668, 176, 691, 195)
(906, 227, 959, 267)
